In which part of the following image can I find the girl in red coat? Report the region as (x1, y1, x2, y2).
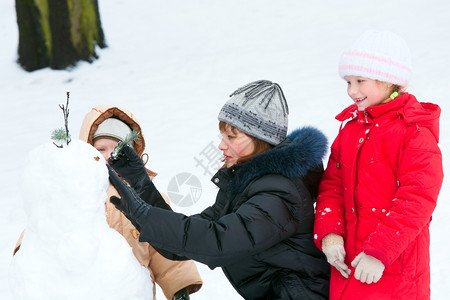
(313, 30, 443, 299)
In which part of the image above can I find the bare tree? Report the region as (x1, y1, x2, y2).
(16, 0, 106, 71)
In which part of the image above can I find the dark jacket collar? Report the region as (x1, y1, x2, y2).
(212, 126, 328, 194)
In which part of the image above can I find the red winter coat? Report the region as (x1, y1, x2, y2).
(314, 93, 443, 300)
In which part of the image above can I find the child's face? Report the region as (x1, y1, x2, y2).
(93, 138, 119, 162)
(218, 124, 255, 168)
(344, 76, 392, 111)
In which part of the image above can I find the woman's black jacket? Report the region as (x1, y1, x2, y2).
(138, 127, 331, 299)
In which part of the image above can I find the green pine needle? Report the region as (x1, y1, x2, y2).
(111, 130, 140, 160)
(51, 128, 70, 142)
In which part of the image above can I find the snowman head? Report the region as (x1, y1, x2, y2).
(22, 140, 109, 233)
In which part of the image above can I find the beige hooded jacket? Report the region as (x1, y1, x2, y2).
(79, 105, 202, 299)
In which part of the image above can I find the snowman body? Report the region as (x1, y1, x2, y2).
(10, 140, 152, 300)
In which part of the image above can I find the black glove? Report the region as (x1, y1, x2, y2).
(108, 165, 151, 231)
(108, 145, 151, 193)
(108, 145, 172, 211)
(172, 288, 190, 300)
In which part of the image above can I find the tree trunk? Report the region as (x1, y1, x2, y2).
(16, 0, 50, 71)
(16, 0, 107, 71)
(47, 0, 79, 69)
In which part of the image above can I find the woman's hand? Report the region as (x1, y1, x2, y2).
(108, 165, 151, 231)
(109, 146, 172, 210)
(108, 145, 150, 193)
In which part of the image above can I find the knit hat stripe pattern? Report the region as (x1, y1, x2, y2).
(220, 103, 286, 139)
(339, 52, 410, 86)
(218, 80, 289, 145)
(338, 30, 412, 86)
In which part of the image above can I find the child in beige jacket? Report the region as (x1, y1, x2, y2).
(78, 105, 202, 299)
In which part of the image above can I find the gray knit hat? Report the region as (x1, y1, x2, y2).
(218, 80, 289, 145)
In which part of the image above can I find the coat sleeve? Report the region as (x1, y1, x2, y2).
(138, 175, 305, 269)
(189, 189, 230, 221)
(313, 134, 346, 250)
(361, 126, 443, 267)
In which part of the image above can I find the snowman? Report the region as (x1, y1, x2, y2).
(9, 140, 152, 300)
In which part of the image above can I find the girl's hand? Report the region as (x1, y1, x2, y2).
(322, 233, 351, 278)
(351, 252, 385, 284)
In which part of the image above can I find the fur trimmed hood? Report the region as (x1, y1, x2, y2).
(229, 126, 328, 194)
(79, 105, 146, 156)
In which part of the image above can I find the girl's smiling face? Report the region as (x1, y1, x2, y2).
(218, 124, 255, 168)
(344, 76, 393, 111)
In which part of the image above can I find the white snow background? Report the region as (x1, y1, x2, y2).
(1, 0, 449, 299)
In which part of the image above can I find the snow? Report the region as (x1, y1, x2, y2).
(1, 0, 449, 299)
(9, 141, 153, 299)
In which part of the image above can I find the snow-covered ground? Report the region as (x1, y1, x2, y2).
(1, 0, 449, 299)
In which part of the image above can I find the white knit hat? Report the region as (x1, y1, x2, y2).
(339, 30, 412, 86)
(93, 118, 131, 143)
(218, 80, 289, 145)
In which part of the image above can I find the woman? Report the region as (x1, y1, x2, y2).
(109, 81, 331, 299)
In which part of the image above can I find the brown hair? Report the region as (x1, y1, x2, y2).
(391, 84, 405, 94)
(376, 80, 405, 95)
(219, 121, 273, 166)
(376, 81, 406, 105)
